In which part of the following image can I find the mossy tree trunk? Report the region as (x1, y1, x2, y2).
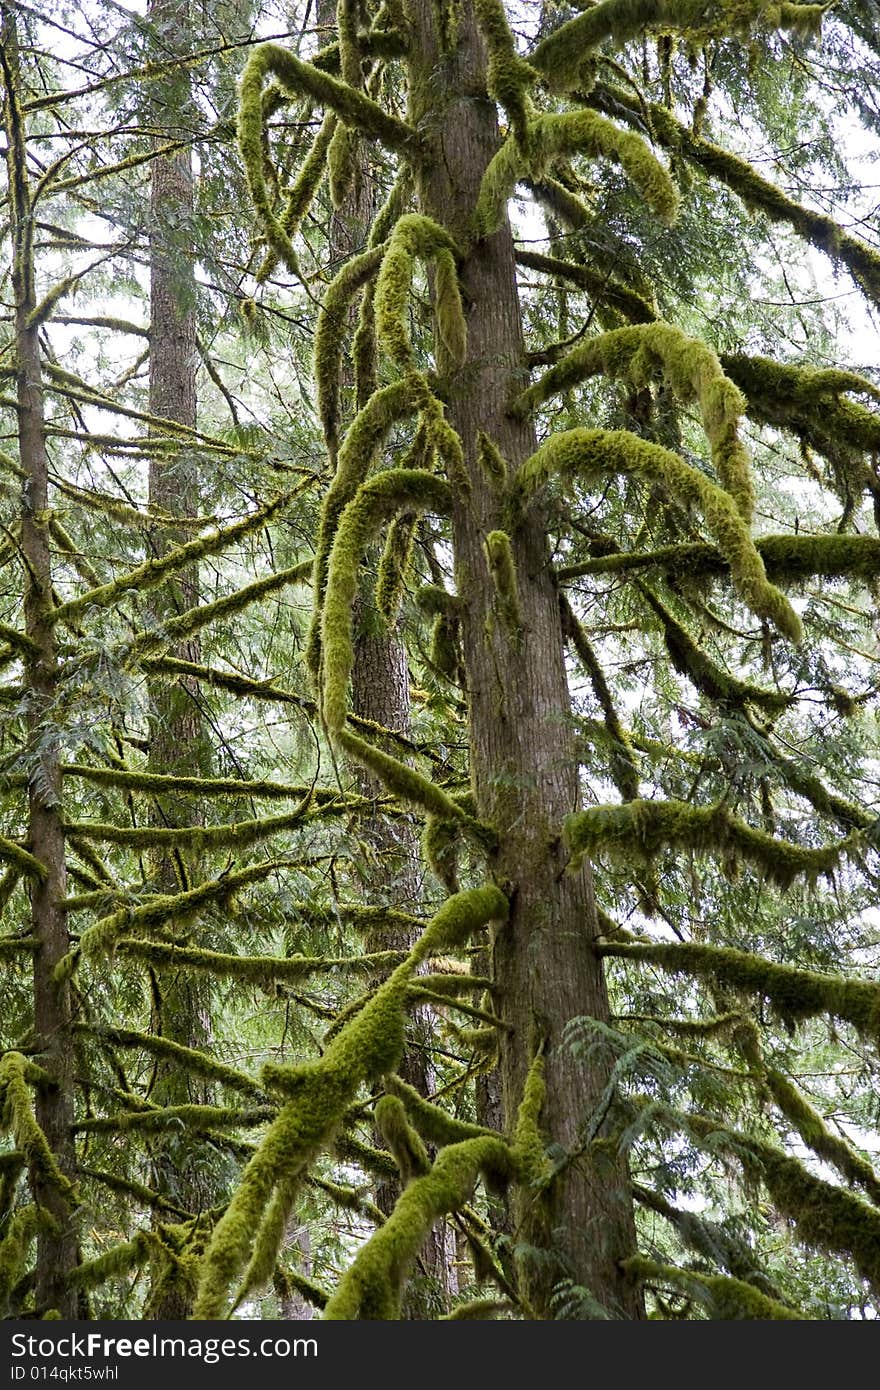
(145, 0, 215, 1315)
(1, 9, 79, 1318)
(317, 0, 456, 1312)
(406, 0, 644, 1318)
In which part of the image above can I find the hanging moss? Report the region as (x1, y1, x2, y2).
(517, 323, 755, 519)
(374, 214, 466, 369)
(238, 44, 417, 278)
(512, 1051, 549, 1185)
(385, 1074, 498, 1147)
(339, 729, 480, 829)
(63, 793, 316, 853)
(77, 1027, 264, 1099)
(314, 244, 387, 455)
(255, 112, 337, 284)
(569, 797, 852, 888)
(0, 1205, 54, 1312)
(484, 530, 523, 647)
(531, 1, 825, 93)
(194, 886, 506, 1319)
(622, 1255, 803, 1319)
(598, 938, 880, 1041)
(477, 110, 678, 238)
(69, 1233, 152, 1291)
(762, 1067, 880, 1206)
(323, 1134, 513, 1318)
(472, 0, 536, 148)
(720, 352, 880, 477)
(376, 1094, 430, 1183)
(0, 1054, 75, 1200)
(321, 467, 452, 732)
(60, 762, 325, 803)
(515, 248, 656, 325)
(115, 937, 405, 986)
(53, 489, 296, 626)
(327, 122, 358, 209)
(442, 1298, 512, 1319)
(518, 428, 801, 641)
(0, 837, 46, 883)
(376, 510, 419, 622)
(635, 99, 880, 307)
(639, 586, 791, 713)
(61, 857, 305, 974)
(74, 1104, 273, 1136)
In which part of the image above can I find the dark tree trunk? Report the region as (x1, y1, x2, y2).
(2, 10, 79, 1317)
(406, 0, 644, 1319)
(145, 0, 214, 1316)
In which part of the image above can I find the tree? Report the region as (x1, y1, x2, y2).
(2, 0, 880, 1322)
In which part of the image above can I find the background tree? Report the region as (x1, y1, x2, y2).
(1, 0, 880, 1322)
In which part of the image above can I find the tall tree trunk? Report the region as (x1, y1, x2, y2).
(145, 0, 213, 1316)
(407, 0, 644, 1319)
(317, 0, 455, 1314)
(1, 10, 79, 1317)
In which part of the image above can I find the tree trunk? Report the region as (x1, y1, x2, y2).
(145, 0, 214, 1316)
(406, 0, 644, 1319)
(2, 9, 79, 1317)
(317, 0, 455, 1313)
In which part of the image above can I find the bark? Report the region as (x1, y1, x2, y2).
(145, 0, 214, 1315)
(318, 0, 456, 1312)
(1, 10, 79, 1317)
(406, 0, 644, 1318)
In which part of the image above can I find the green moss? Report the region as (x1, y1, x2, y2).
(517, 323, 755, 519)
(374, 214, 465, 369)
(531, 1, 825, 92)
(376, 510, 418, 622)
(0, 1205, 54, 1312)
(69, 1233, 152, 1291)
(320, 467, 452, 732)
(640, 101, 880, 307)
(255, 112, 337, 284)
(477, 111, 678, 238)
(570, 797, 852, 888)
(308, 373, 426, 672)
(61, 857, 303, 974)
(322, 1135, 513, 1318)
(763, 1067, 880, 1206)
(340, 729, 474, 826)
(512, 1052, 548, 1184)
(77, 1026, 263, 1099)
(639, 586, 791, 713)
(194, 886, 506, 1318)
(515, 248, 656, 324)
(484, 530, 523, 647)
(519, 428, 801, 640)
(327, 122, 358, 209)
(238, 44, 418, 283)
(314, 244, 387, 456)
(473, 0, 536, 148)
(622, 1255, 802, 1319)
(0, 837, 46, 883)
(126, 561, 312, 664)
(598, 938, 880, 1041)
(376, 1094, 430, 1183)
(0, 1054, 75, 1201)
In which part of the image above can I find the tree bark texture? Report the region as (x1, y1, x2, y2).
(406, 0, 644, 1318)
(2, 10, 79, 1317)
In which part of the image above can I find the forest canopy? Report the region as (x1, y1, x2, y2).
(1, 0, 880, 1321)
